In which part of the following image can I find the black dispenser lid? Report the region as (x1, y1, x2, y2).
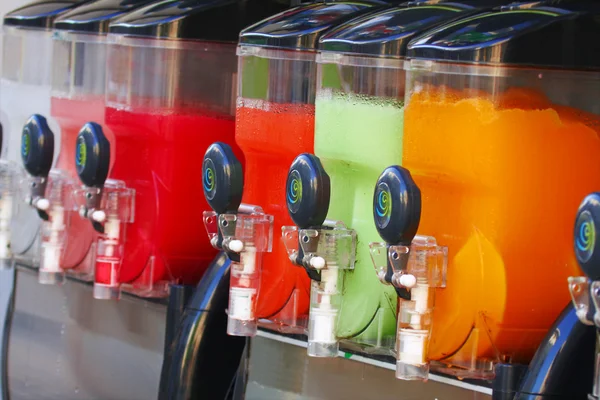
(239, 1, 387, 51)
(319, 0, 509, 58)
(53, 0, 157, 33)
(4, 0, 88, 30)
(108, 0, 291, 41)
(407, 1, 600, 69)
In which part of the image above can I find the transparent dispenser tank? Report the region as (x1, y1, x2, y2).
(238, 1, 383, 334)
(1, 1, 84, 266)
(403, 2, 600, 377)
(47, 0, 159, 289)
(101, 0, 290, 298)
(315, 1, 502, 354)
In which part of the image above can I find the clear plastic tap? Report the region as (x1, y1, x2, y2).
(369, 236, 447, 380)
(0, 156, 16, 269)
(20, 114, 72, 282)
(202, 143, 274, 336)
(369, 165, 447, 381)
(74, 122, 135, 300)
(76, 180, 134, 299)
(282, 153, 357, 357)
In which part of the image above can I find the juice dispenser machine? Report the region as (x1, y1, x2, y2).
(402, 2, 600, 379)
(209, 0, 384, 336)
(1, 0, 87, 270)
(29, 0, 157, 287)
(308, 1, 499, 358)
(82, 0, 291, 299)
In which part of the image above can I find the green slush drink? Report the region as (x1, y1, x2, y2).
(314, 89, 404, 346)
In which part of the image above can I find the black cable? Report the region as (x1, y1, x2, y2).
(1, 267, 17, 400)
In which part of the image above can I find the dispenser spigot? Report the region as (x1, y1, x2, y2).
(21, 115, 73, 284)
(75, 122, 134, 300)
(21, 115, 54, 221)
(202, 142, 273, 337)
(282, 153, 356, 358)
(369, 165, 447, 381)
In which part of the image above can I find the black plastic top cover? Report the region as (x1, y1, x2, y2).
(239, 1, 387, 51)
(4, 0, 89, 30)
(407, 1, 600, 69)
(108, 0, 291, 41)
(319, 0, 508, 57)
(53, 0, 157, 33)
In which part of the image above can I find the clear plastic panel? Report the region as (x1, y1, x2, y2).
(107, 36, 237, 115)
(52, 32, 107, 100)
(2, 27, 54, 87)
(74, 179, 135, 299)
(404, 60, 600, 378)
(238, 45, 317, 105)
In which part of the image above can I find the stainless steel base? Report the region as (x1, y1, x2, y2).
(6, 267, 491, 400)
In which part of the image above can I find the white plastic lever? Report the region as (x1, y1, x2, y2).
(399, 274, 417, 289)
(92, 210, 106, 223)
(310, 256, 326, 270)
(229, 239, 244, 253)
(36, 198, 50, 211)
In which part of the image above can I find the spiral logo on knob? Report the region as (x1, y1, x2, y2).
(576, 210, 596, 263)
(203, 158, 216, 200)
(287, 170, 302, 213)
(375, 182, 392, 229)
(75, 136, 87, 170)
(21, 130, 30, 160)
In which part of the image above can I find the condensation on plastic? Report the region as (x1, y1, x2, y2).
(403, 59, 600, 379)
(238, 45, 317, 105)
(317, 52, 405, 100)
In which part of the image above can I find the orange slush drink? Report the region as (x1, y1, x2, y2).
(403, 85, 600, 363)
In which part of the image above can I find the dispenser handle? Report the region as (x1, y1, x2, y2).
(373, 165, 421, 246)
(286, 153, 330, 229)
(21, 115, 55, 220)
(21, 115, 54, 178)
(203, 142, 243, 215)
(574, 192, 600, 281)
(76, 122, 110, 233)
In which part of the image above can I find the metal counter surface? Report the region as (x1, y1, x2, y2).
(6, 267, 491, 400)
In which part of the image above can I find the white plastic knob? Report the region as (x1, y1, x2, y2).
(36, 198, 50, 211)
(229, 240, 244, 253)
(399, 274, 417, 289)
(92, 210, 106, 223)
(310, 256, 326, 270)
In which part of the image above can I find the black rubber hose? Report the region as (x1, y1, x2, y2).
(158, 252, 246, 400)
(1, 267, 17, 400)
(514, 302, 595, 399)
